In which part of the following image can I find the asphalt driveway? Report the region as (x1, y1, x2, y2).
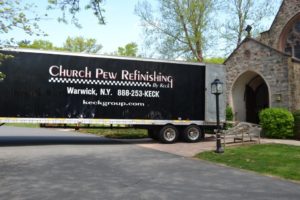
(0, 126, 299, 200)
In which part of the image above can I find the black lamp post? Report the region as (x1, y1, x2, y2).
(211, 79, 224, 153)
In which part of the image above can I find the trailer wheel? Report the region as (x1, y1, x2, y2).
(159, 125, 179, 143)
(183, 125, 202, 143)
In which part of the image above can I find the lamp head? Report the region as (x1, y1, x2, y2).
(211, 78, 223, 95)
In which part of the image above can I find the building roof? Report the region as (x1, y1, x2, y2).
(224, 37, 291, 64)
(261, 0, 285, 35)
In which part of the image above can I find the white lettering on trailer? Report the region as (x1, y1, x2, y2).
(95, 68, 117, 80)
(82, 100, 145, 107)
(117, 89, 160, 98)
(99, 89, 111, 96)
(67, 87, 97, 96)
(49, 65, 92, 78)
(144, 91, 159, 97)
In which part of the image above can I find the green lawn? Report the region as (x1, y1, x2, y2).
(3, 123, 148, 139)
(79, 128, 148, 139)
(4, 123, 40, 128)
(196, 144, 300, 181)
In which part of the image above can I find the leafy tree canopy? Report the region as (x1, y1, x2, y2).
(217, 0, 280, 54)
(0, 0, 46, 40)
(18, 39, 64, 51)
(203, 57, 225, 64)
(0, 53, 13, 80)
(115, 42, 139, 57)
(63, 36, 102, 53)
(135, 0, 215, 62)
(18, 37, 103, 54)
(47, 0, 106, 27)
(1, 1, 105, 79)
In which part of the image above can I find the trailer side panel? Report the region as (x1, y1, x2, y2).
(0, 50, 206, 123)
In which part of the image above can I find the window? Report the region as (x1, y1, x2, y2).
(295, 21, 300, 32)
(284, 21, 300, 59)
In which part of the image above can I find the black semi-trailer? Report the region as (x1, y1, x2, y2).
(0, 48, 225, 143)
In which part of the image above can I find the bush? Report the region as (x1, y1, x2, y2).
(293, 110, 300, 139)
(226, 106, 233, 121)
(259, 108, 294, 139)
(225, 106, 234, 129)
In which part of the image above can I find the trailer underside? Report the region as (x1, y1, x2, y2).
(0, 117, 221, 143)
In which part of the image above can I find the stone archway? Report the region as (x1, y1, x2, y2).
(278, 12, 300, 58)
(231, 71, 269, 123)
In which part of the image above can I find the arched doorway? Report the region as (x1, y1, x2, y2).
(231, 71, 269, 123)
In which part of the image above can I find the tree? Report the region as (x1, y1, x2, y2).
(47, 0, 106, 27)
(218, 0, 281, 53)
(18, 40, 60, 50)
(1, 1, 105, 79)
(0, 0, 46, 80)
(0, 0, 46, 39)
(0, 54, 13, 80)
(135, 0, 215, 62)
(62, 36, 102, 53)
(204, 57, 225, 64)
(115, 42, 138, 57)
(0, 0, 105, 39)
(18, 37, 103, 53)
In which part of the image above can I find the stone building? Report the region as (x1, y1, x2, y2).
(225, 0, 300, 123)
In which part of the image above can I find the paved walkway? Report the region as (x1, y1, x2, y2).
(261, 138, 300, 146)
(114, 135, 300, 157)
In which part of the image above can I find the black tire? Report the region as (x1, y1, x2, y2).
(183, 125, 202, 143)
(158, 125, 179, 143)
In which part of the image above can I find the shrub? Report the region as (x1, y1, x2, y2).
(259, 108, 294, 139)
(226, 106, 233, 121)
(293, 110, 300, 139)
(225, 106, 234, 129)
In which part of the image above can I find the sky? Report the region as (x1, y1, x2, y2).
(2, 0, 143, 54)
(2, 0, 282, 58)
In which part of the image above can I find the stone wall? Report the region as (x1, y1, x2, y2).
(225, 39, 291, 111)
(288, 59, 300, 111)
(260, 0, 300, 49)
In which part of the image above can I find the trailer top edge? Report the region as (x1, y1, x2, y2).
(0, 48, 209, 67)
